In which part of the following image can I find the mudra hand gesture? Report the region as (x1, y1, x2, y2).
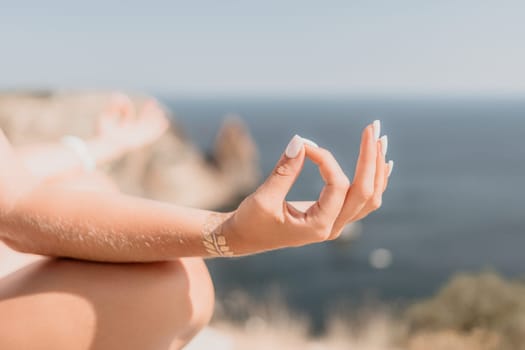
(224, 120, 393, 255)
(96, 93, 169, 154)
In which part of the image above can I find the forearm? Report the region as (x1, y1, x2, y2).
(0, 184, 230, 262)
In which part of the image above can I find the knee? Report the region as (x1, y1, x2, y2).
(0, 257, 216, 350)
(164, 258, 215, 338)
(121, 258, 215, 347)
(91, 257, 215, 345)
(73, 257, 216, 344)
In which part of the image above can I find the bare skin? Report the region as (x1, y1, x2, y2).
(0, 256, 214, 350)
(0, 170, 214, 350)
(0, 104, 393, 349)
(0, 122, 391, 261)
(0, 94, 211, 350)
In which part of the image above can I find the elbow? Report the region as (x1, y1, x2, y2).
(0, 233, 49, 257)
(0, 235, 29, 253)
(1, 234, 32, 254)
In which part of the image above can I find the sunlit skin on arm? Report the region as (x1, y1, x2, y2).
(0, 121, 392, 262)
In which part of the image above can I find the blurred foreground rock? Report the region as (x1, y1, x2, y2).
(0, 91, 260, 209)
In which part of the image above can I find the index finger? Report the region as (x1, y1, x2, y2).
(303, 145, 350, 226)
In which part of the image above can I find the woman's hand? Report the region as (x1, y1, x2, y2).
(223, 121, 393, 256)
(96, 93, 169, 154)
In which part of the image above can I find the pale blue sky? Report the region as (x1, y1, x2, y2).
(1, 0, 524, 96)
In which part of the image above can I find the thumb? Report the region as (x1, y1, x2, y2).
(258, 135, 308, 203)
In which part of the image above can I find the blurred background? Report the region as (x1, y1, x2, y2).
(1, 1, 525, 349)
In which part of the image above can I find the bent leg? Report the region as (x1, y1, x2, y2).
(0, 257, 215, 350)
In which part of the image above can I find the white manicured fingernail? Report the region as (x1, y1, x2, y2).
(388, 160, 394, 176)
(285, 134, 304, 158)
(301, 137, 318, 148)
(372, 120, 381, 140)
(380, 135, 388, 156)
